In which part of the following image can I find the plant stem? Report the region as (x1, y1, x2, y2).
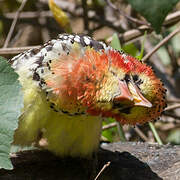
(116, 122, 126, 142)
(149, 122, 163, 145)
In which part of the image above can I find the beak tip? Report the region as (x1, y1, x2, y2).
(134, 101, 152, 108)
(117, 79, 153, 108)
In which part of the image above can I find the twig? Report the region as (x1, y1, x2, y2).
(167, 99, 180, 103)
(142, 26, 180, 61)
(165, 103, 180, 111)
(89, 17, 124, 33)
(134, 126, 149, 141)
(94, 161, 111, 180)
(0, 46, 41, 55)
(106, 0, 149, 26)
(163, 10, 180, 27)
(3, 8, 180, 43)
(4, 8, 180, 28)
(116, 122, 126, 141)
(4, 11, 52, 19)
(81, 0, 89, 31)
(158, 122, 178, 131)
(3, 0, 28, 48)
(163, 112, 180, 121)
(106, 10, 180, 43)
(102, 122, 117, 130)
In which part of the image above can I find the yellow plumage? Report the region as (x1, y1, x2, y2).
(14, 70, 102, 157)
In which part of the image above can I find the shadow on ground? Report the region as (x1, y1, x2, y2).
(0, 146, 162, 180)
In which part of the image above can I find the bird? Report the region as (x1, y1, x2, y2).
(10, 34, 166, 158)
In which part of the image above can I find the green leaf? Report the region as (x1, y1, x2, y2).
(102, 118, 117, 142)
(170, 27, 180, 55)
(157, 46, 171, 66)
(167, 129, 180, 145)
(122, 43, 139, 57)
(127, 0, 179, 33)
(136, 31, 147, 60)
(110, 33, 121, 51)
(0, 56, 23, 170)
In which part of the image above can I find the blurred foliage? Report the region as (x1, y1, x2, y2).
(102, 118, 118, 142)
(127, 0, 179, 33)
(167, 129, 180, 145)
(0, 0, 19, 13)
(110, 33, 121, 51)
(122, 43, 139, 57)
(0, 0, 37, 13)
(48, 0, 72, 33)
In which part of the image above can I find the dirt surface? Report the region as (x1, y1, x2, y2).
(0, 142, 179, 180)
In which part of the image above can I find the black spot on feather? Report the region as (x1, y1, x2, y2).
(46, 45, 52, 51)
(33, 72, 40, 81)
(79, 36, 86, 47)
(31, 48, 40, 56)
(90, 40, 104, 51)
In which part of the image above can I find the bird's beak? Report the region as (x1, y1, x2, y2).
(114, 80, 152, 108)
(114, 80, 134, 101)
(128, 81, 152, 108)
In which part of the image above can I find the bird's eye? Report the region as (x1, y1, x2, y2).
(132, 75, 143, 86)
(133, 75, 138, 82)
(124, 74, 130, 82)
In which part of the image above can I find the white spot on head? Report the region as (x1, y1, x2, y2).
(99, 42, 109, 51)
(69, 35, 75, 39)
(63, 36, 68, 40)
(74, 36, 80, 42)
(59, 34, 64, 38)
(83, 37, 90, 45)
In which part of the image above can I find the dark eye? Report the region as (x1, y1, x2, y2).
(124, 74, 130, 82)
(132, 75, 143, 86)
(133, 75, 138, 82)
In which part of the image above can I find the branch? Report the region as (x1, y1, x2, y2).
(105, 0, 149, 26)
(3, 0, 28, 48)
(142, 26, 180, 61)
(165, 103, 180, 111)
(81, 0, 89, 31)
(0, 46, 41, 55)
(106, 10, 180, 43)
(3, 8, 180, 43)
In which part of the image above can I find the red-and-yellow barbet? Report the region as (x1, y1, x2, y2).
(10, 34, 166, 157)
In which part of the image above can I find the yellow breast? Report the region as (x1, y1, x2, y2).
(13, 71, 102, 157)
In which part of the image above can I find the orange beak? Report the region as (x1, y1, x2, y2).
(114, 79, 152, 108)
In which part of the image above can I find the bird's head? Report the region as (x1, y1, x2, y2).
(45, 47, 166, 125)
